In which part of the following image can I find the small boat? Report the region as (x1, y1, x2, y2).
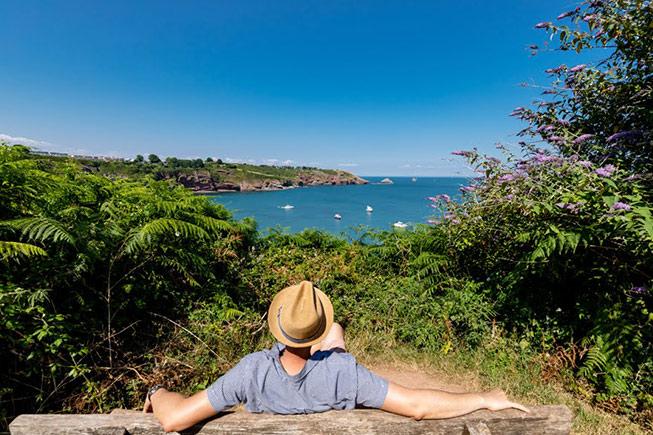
(393, 221, 408, 228)
(366, 205, 373, 212)
(280, 204, 294, 209)
(334, 214, 342, 220)
(411, 177, 417, 182)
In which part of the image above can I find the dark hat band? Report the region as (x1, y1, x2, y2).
(277, 305, 326, 344)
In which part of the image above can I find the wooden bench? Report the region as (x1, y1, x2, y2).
(10, 406, 572, 434)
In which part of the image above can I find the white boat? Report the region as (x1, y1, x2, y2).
(334, 214, 342, 220)
(393, 221, 408, 228)
(280, 204, 294, 209)
(366, 205, 373, 212)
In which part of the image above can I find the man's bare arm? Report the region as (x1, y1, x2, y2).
(380, 382, 530, 420)
(143, 389, 217, 432)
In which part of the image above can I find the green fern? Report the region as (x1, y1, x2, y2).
(0, 241, 47, 261)
(578, 343, 609, 382)
(123, 218, 209, 254)
(2, 217, 74, 245)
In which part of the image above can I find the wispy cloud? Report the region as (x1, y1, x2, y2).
(282, 159, 295, 165)
(225, 157, 256, 164)
(338, 163, 359, 167)
(400, 164, 411, 168)
(264, 158, 280, 164)
(0, 133, 94, 155)
(0, 133, 55, 148)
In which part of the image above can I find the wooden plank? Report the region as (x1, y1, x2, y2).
(10, 406, 572, 435)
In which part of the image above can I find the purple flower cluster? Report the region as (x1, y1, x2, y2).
(443, 212, 455, 221)
(607, 130, 642, 142)
(577, 160, 593, 168)
(594, 164, 615, 178)
(545, 64, 567, 74)
(611, 202, 631, 211)
(504, 194, 515, 200)
(497, 174, 517, 184)
(582, 14, 598, 22)
(451, 150, 474, 157)
(537, 125, 555, 132)
(573, 134, 595, 144)
(555, 119, 571, 126)
(486, 157, 501, 167)
(556, 10, 576, 20)
(556, 201, 584, 212)
(569, 64, 586, 73)
(428, 194, 450, 204)
(548, 136, 565, 143)
(534, 22, 552, 29)
(630, 286, 649, 294)
(533, 154, 558, 164)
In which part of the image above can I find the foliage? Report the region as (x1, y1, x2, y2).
(0, 144, 255, 421)
(520, 0, 652, 174)
(421, 0, 653, 416)
(0, 0, 651, 430)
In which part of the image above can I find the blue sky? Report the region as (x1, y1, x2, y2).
(0, 1, 589, 176)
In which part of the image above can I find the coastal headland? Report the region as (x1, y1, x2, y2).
(30, 151, 368, 193)
(174, 168, 369, 193)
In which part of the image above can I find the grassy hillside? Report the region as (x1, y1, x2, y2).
(30, 153, 366, 191)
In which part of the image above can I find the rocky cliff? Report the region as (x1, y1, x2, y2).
(170, 169, 368, 193)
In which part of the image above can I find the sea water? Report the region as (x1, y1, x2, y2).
(209, 176, 469, 236)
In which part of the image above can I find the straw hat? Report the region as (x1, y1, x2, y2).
(267, 281, 334, 347)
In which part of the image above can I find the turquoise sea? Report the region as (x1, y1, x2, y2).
(209, 176, 469, 235)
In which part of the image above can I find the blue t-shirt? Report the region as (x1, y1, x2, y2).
(206, 343, 389, 414)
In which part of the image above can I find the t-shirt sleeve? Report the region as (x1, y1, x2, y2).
(205, 357, 250, 412)
(355, 363, 389, 409)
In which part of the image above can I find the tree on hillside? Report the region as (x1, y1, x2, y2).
(148, 154, 161, 164)
(135, 154, 144, 163)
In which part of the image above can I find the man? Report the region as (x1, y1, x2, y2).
(143, 281, 529, 432)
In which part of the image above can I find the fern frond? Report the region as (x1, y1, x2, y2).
(578, 345, 608, 381)
(124, 218, 209, 254)
(1, 217, 74, 245)
(0, 241, 48, 261)
(187, 214, 233, 234)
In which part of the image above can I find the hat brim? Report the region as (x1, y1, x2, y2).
(267, 284, 334, 348)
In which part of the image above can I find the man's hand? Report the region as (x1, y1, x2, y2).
(142, 394, 153, 413)
(482, 388, 531, 413)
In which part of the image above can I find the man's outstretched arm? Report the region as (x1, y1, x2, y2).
(143, 389, 217, 432)
(380, 382, 530, 420)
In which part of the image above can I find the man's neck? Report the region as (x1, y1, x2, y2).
(280, 345, 311, 376)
